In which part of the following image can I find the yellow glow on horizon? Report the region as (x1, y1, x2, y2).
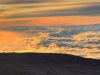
(0, 30, 23, 44)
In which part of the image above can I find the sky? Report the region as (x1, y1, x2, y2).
(0, 0, 100, 26)
(0, 0, 100, 58)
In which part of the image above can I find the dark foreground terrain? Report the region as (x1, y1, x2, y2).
(0, 53, 100, 75)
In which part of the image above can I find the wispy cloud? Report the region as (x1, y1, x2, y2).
(0, 0, 100, 26)
(0, 0, 100, 4)
(0, 1, 100, 18)
(0, 0, 57, 4)
(0, 16, 100, 26)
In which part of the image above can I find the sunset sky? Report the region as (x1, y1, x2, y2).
(0, 0, 100, 26)
(0, 0, 100, 58)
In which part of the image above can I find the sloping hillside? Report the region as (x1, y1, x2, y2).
(0, 53, 100, 75)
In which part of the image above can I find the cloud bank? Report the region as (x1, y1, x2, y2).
(0, 25, 100, 59)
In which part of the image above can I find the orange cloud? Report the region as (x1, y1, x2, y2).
(0, 16, 100, 27)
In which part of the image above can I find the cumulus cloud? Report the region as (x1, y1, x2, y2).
(0, 25, 100, 59)
(73, 31, 100, 41)
(13, 31, 100, 59)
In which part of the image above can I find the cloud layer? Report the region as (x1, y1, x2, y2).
(0, 25, 100, 59)
(0, 0, 100, 26)
(0, 0, 100, 18)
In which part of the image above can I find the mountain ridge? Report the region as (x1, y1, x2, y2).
(0, 53, 100, 75)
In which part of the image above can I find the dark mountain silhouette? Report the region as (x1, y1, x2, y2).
(0, 53, 100, 75)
